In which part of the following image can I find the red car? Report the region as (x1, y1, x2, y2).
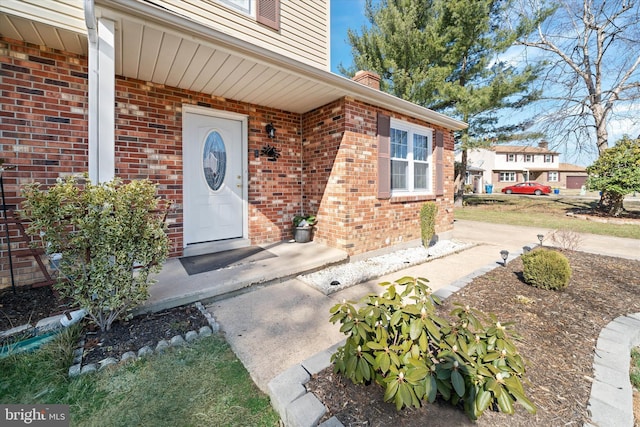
(501, 182, 552, 196)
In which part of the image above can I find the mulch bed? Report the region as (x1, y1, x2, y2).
(0, 286, 209, 366)
(2, 248, 639, 425)
(307, 250, 640, 426)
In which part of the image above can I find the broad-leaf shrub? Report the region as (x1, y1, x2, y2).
(329, 277, 536, 420)
(522, 249, 571, 290)
(21, 176, 170, 331)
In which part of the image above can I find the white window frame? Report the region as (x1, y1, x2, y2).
(544, 154, 554, 163)
(390, 119, 433, 195)
(217, 0, 253, 15)
(499, 172, 516, 182)
(524, 154, 534, 162)
(548, 171, 559, 182)
(506, 153, 515, 162)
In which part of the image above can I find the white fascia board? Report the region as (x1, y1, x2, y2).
(98, 0, 468, 131)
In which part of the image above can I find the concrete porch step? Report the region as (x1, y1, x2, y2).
(135, 241, 349, 314)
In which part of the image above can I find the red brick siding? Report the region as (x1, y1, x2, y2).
(302, 98, 454, 256)
(1, 36, 457, 288)
(1, 37, 305, 289)
(1, 38, 89, 288)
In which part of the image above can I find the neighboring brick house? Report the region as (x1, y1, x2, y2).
(461, 142, 587, 192)
(0, 0, 466, 289)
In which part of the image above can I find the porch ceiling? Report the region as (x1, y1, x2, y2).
(1, 1, 467, 130)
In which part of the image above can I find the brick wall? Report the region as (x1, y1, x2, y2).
(0, 37, 304, 289)
(113, 77, 303, 252)
(1, 38, 89, 289)
(302, 98, 455, 256)
(1, 36, 457, 289)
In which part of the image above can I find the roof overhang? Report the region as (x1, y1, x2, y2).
(1, 0, 467, 131)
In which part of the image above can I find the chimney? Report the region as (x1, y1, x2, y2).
(538, 140, 549, 149)
(352, 70, 380, 90)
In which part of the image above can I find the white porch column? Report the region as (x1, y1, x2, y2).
(87, 16, 115, 183)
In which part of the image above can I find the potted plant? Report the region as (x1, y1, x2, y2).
(292, 214, 316, 243)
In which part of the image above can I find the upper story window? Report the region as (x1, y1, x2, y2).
(216, 0, 280, 30)
(219, 0, 251, 13)
(524, 154, 534, 162)
(506, 153, 515, 162)
(390, 120, 433, 194)
(544, 154, 554, 163)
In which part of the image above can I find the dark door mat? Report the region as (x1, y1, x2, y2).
(179, 246, 276, 276)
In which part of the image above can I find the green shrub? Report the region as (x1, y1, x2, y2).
(329, 277, 536, 420)
(521, 249, 572, 290)
(20, 176, 170, 331)
(420, 202, 438, 247)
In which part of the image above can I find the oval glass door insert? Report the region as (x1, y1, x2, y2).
(202, 131, 227, 191)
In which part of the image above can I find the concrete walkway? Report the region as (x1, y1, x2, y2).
(209, 220, 639, 393)
(205, 220, 639, 426)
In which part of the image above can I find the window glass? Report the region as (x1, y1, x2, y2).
(219, 0, 251, 14)
(390, 120, 432, 193)
(203, 131, 227, 191)
(414, 163, 429, 189)
(548, 171, 558, 182)
(499, 172, 516, 182)
(414, 134, 428, 161)
(391, 160, 407, 190)
(391, 128, 408, 158)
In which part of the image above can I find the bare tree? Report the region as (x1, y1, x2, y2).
(514, 0, 640, 158)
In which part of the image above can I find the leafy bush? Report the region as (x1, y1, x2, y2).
(420, 202, 438, 247)
(521, 249, 571, 290)
(329, 277, 536, 420)
(293, 214, 316, 228)
(21, 176, 170, 331)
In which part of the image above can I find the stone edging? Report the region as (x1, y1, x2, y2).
(266, 247, 519, 427)
(585, 313, 640, 427)
(267, 246, 640, 427)
(68, 302, 219, 377)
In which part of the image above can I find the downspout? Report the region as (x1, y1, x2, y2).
(300, 114, 304, 217)
(84, 0, 97, 44)
(85, 0, 99, 182)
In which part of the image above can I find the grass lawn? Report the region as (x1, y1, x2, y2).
(0, 326, 279, 426)
(456, 195, 640, 239)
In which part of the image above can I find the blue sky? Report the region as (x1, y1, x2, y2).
(330, 0, 368, 73)
(328, 1, 638, 165)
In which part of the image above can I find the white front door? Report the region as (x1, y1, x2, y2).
(183, 109, 246, 246)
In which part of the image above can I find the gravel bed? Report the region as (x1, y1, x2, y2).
(299, 240, 474, 294)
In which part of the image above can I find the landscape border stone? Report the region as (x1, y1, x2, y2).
(267, 250, 514, 427)
(585, 313, 640, 427)
(68, 302, 218, 377)
(268, 245, 640, 427)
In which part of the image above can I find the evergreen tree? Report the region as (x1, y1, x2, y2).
(586, 136, 640, 216)
(341, 0, 544, 201)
